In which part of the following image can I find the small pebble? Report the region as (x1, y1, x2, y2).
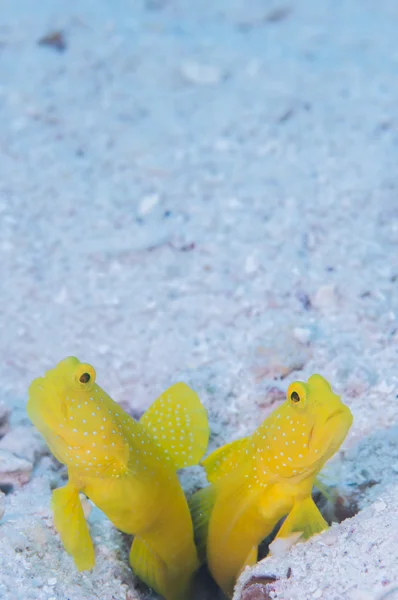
(47, 578, 57, 586)
(214, 137, 231, 152)
(0, 426, 47, 464)
(312, 284, 340, 313)
(0, 401, 10, 437)
(374, 381, 394, 394)
(0, 449, 33, 487)
(245, 58, 261, 77)
(321, 527, 341, 546)
(245, 254, 258, 274)
(6, 528, 29, 551)
(98, 344, 110, 355)
(240, 582, 272, 600)
(37, 30, 67, 53)
(239, 576, 278, 600)
(269, 532, 302, 557)
(348, 590, 374, 600)
(30, 520, 50, 545)
(292, 327, 311, 345)
(373, 500, 386, 513)
(138, 194, 159, 216)
(180, 60, 223, 85)
(0, 490, 5, 520)
(54, 287, 68, 304)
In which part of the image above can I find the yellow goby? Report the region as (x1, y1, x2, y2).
(190, 374, 353, 598)
(27, 357, 210, 600)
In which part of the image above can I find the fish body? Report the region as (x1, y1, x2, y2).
(190, 374, 353, 598)
(27, 357, 210, 600)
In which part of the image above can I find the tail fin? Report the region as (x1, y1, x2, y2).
(130, 536, 194, 600)
(140, 382, 209, 469)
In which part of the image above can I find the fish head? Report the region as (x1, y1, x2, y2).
(264, 374, 353, 477)
(28, 357, 97, 428)
(27, 357, 129, 470)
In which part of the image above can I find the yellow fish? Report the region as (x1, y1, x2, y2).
(27, 357, 210, 600)
(190, 374, 353, 598)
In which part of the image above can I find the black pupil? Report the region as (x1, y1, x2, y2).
(291, 391, 300, 403)
(79, 373, 90, 384)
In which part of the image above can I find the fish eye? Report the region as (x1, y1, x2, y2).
(73, 363, 96, 389)
(288, 382, 307, 408)
(290, 391, 300, 403)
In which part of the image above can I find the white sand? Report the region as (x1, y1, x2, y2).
(1, 0, 397, 598)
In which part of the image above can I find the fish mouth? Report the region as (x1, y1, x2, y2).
(307, 409, 348, 453)
(325, 409, 344, 424)
(321, 407, 352, 456)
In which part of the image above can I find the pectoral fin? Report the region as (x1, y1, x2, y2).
(51, 483, 95, 571)
(314, 475, 335, 503)
(130, 536, 168, 598)
(188, 484, 217, 563)
(276, 496, 328, 541)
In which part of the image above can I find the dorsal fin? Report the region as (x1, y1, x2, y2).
(140, 382, 209, 469)
(201, 436, 250, 483)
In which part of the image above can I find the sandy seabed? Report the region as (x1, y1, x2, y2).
(1, 1, 398, 599)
